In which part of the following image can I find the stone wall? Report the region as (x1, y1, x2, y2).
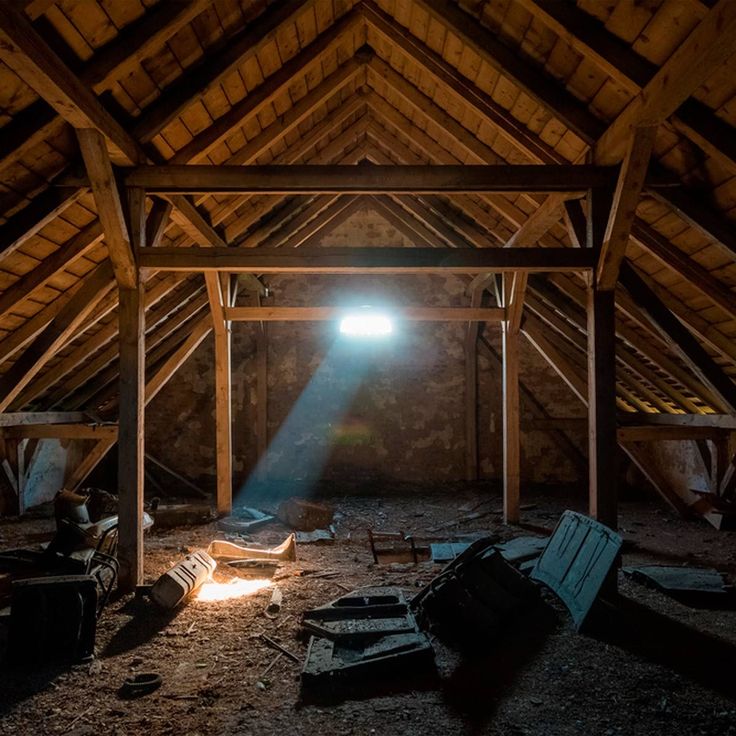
(145, 209, 586, 493)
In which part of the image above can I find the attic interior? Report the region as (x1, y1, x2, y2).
(1, 0, 736, 733)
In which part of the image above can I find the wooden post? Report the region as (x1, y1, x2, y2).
(464, 289, 481, 480)
(502, 275, 520, 524)
(256, 322, 268, 465)
(587, 285, 617, 528)
(213, 277, 232, 516)
(117, 283, 145, 590)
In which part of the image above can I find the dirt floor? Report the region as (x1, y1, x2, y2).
(1, 483, 735, 736)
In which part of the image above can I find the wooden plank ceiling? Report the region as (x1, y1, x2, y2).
(1, 0, 736, 419)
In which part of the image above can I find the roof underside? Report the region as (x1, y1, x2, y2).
(2, 0, 736, 418)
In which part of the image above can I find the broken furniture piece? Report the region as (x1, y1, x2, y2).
(300, 587, 435, 689)
(530, 511, 622, 631)
(623, 565, 734, 607)
(8, 575, 98, 664)
(412, 537, 539, 647)
(150, 550, 216, 609)
(207, 533, 296, 562)
(277, 497, 333, 531)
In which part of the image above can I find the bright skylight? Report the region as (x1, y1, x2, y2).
(339, 308, 393, 337)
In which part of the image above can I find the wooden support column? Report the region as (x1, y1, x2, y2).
(117, 283, 145, 590)
(587, 285, 617, 528)
(207, 274, 232, 516)
(256, 320, 268, 465)
(502, 274, 521, 524)
(464, 289, 481, 481)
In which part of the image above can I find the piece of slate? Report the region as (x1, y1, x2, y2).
(623, 565, 732, 606)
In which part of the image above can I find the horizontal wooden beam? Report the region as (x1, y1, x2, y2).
(224, 306, 506, 322)
(618, 413, 736, 430)
(124, 164, 619, 194)
(138, 247, 596, 274)
(0, 412, 90, 427)
(617, 426, 729, 442)
(1, 423, 118, 440)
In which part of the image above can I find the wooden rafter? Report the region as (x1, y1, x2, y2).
(77, 129, 137, 289)
(597, 127, 657, 290)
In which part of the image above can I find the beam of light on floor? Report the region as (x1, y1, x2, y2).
(236, 330, 392, 505)
(196, 578, 272, 602)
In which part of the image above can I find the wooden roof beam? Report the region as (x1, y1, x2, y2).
(34, 283, 204, 409)
(596, 126, 657, 290)
(407, 0, 736, 265)
(126, 164, 619, 195)
(0, 0, 211, 174)
(368, 196, 447, 249)
(595, 0, 736, 163)
(138, 246, 596, 275)
(619, 263, 736, 414)
(548, 272, 722, 412)
(170, 11, 365, 166)
(0, 3, 143, 165)
(0, 185, 84, 262)
(64, 312, 213, 488)
(515, 0, 736, 173)
(224, 307, 505, 322)
(0, 263, 115, 411)
(132, 0, 323, 143)
(77, 128, 137, 289)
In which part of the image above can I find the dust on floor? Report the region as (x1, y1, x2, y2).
(1, 485, 735, 736)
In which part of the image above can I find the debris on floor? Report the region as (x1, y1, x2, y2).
(277, 497, 334, 531)
(151, 503, 216, 528)
(216, 507, 274, 535)
(265, 586, 283, 618)
(368, 529, 423, 563)
(300, 587, 435, 690)
(295, 528, 335, 544)
(429, 541, 471, 563)
(530, 511, 622, 630)
(150, 550, 217, 609)
(623, 564, 734, 606)
(119, 672, 163, 699)
(412, 537, 539, 647)
(207, 533, 297, 562)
